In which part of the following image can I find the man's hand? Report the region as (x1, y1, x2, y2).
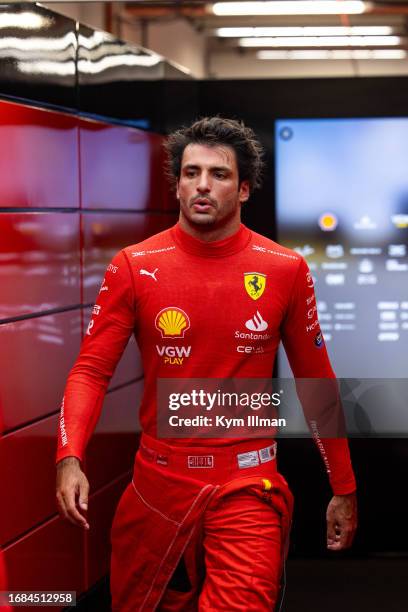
(56, 457, 90, 530)
(326, 492, 357, 551)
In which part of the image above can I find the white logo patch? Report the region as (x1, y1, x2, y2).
(245, 311, 268, 332)
(99, 278, 108, 293)
(132, 246, 175, 257)
(140, 268, 158, 281)
(156, 345, 191, 358)
(259, 444, 277, 463)
(86, 320, 94, 336)
(237, 450, 260, 469)
(188, 456, 214, 468)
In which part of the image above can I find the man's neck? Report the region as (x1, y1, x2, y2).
(178, 215, 241, 243)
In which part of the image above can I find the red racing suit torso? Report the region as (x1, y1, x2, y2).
(57, 223, 356, 495)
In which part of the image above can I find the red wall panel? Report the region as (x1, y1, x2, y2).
(0, 416, 60, 546)
(0, 383, 141, 551)
(86, 473, 131, 588)
(0, 310, 81, 431)
(0, 97, 177, 602)
(80, 119, 167, 211)
(82, 212, 175, 304)
(0, 213, 81, 321)
(109, 335, 142, 389)
(3, 515, 85, 602)
(86, 382, 143, 491)
(155, 135, 179, 212)
(0, 101, 79, 209)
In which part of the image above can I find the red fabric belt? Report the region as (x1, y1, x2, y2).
(139, 433, 278, 484)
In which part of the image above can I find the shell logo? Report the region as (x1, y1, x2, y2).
(155, 307, 190, 338)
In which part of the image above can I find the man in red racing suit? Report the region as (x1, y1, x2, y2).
(56, 117, 357, 611)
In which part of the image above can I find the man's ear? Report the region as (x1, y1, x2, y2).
(239, 180, 250, 204)
(176, 180, 180, 199)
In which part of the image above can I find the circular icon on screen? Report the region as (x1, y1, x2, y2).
(318, 212, 338, 232)
(279, 127, 293, 141)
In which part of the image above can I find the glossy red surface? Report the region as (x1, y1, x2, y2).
(0, 390, 140, 574)
(81, 212, 175, 304)
(0, 99, 180, 601)
(0, 213, 81, 321)
(3, 514, 85, 598)
(110, 335, 142, 389)
(0, 310, 81, 431)
(157, 138, 179, 213)
(86, 473, 131, 587)
(0, 416, 60, 546)
(86, 382, 143, 491)
(163, 184, 180, 212)
(80, 119, 168, 211)
(0, 101, 79, 209)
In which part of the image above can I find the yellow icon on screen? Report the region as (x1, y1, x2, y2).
(318, 212, 338, 232)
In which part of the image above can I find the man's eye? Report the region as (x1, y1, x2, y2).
(185, 170, 197, 177)
(214, 172, 226, 179)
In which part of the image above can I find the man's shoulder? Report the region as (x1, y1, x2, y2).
(248, 229, 301, 266)
(121, 225, 176, 260)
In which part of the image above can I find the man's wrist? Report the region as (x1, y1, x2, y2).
(333, 490, 357, 498)
(56, 456, 81, 469)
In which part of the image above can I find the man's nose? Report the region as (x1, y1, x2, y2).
(197, 172, 211, 192)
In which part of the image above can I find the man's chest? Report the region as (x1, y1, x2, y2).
(133, 258, 290, 345)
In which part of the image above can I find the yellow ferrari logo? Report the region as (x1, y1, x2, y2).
(244, 273, 266, 300)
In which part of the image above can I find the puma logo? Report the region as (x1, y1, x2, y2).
(140, 268, 158, 281)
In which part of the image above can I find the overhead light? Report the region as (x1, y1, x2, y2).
(78, 52, 162, 74)
(78, 31, 108, 50)
(18, 60, 75, 77)
(332, 49, 406, 58)
(0, 32, 76, 52)
(213, 1, 369, 16)
(240, 36, 401, 47)
(257, 49, 407, 60)
(0, 11, 52, 29)
(216, 26, 393, 37)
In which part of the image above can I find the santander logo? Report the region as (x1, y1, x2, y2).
(245, 311, 268, 332)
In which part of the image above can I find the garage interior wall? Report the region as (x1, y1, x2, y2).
(0, 3, 178, 604)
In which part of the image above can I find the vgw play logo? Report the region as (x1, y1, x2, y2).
(155, 307, 192, 365)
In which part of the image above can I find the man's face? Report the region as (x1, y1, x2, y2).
(176, 143, 250, 228)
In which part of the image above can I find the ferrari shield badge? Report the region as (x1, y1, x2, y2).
(244, 273, 266, 301)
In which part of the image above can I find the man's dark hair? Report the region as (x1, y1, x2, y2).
(165, 116, 265, 192)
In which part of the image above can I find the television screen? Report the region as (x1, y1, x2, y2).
(276, 117, 408, 379)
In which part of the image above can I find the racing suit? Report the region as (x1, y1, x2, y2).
(57, 222, 356, 610)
